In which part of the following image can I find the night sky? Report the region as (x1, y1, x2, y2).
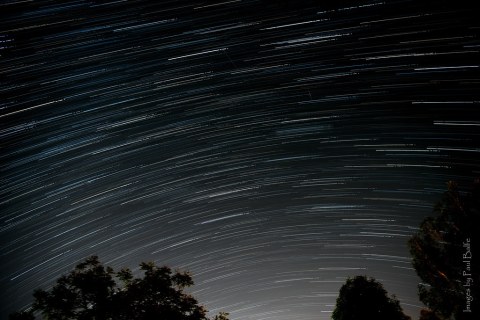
(1, 1, 479, 319)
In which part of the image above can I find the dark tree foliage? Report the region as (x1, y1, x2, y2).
(8, 312, 35, 320)
(10, 256, 228, 320)
(408, 181, 480, 320)
(332, 275, 411, 320)
(419, 309, 442, 320)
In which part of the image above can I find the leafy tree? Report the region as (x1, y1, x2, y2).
(408, 181, 480, 320)
(212, 312, 229, 320)
(419, 309, 442, 320)
(332, 275, 410, 320)
(10, 256, 228, 320)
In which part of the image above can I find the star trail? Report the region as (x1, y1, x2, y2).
(1, 1, 479, 319)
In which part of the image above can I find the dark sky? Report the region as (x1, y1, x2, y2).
(1, 1, 479, 319)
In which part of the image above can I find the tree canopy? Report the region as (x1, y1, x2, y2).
(332, 275, 410, 320)
(408, 181, 479, 320)
(10, 256, 228, 320)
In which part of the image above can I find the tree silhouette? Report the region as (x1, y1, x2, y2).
(408, 181, 480, 320)
(8, 312, 35, 320)
(10, 256, 228, 320)
(418, 309, 442, 320)
(332, 275, 410, 320)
